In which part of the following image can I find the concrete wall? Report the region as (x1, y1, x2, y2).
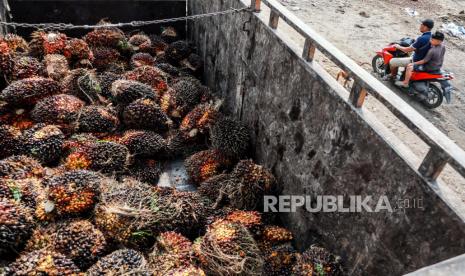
(189, 0, 465, 275)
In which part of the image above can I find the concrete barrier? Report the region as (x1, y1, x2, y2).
(189, 0, 465, 274)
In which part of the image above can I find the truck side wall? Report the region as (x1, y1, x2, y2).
(189, 0, 465, 275)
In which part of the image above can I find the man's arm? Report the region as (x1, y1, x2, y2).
(394, 45, 415, 53)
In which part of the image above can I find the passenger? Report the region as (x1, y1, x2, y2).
(386, 19, 434, 80)
(396, 31, 446, 88)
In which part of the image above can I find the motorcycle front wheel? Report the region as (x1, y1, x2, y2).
(422, 83, 443, 109)
(372, 55, 386, 76)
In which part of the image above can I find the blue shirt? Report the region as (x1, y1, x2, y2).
(411, 31, 432, 62)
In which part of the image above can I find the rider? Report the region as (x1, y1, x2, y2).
(386, 19, 434, 80)
(396, 31, 446, 88)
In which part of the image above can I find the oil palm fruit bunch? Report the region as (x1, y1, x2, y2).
(91, 47, 122, 71)
(155, 62, 181, 80)
(29, 31, 67, 57)
(130, 52, 155, 68)
(120, 130, 166, 157)
(0, 124, 23, 158)
(261, 225, 294, 244)
(0, 77, 61, 106)
(293, 245, 344, 276)
(180, 53, 203, 75)
(128, 34, 152, 52)
(224, 210, 263, 237)
(84, 26, 127, 49)
(148, 231, 193, 274)
(63, 38, 94, 67)
(5, 249, 81, 275)
(26, 220, 107, 269)
(262, 243, 297, 276)
(180, 101, 221, 139)
(194, 219, 264, 275)
(31, 94, 85, 126)
(44, 54, 69, 81)
(0, 105, 34, 130)
(184, 149, 234, 185)
(87, 249, 148, 275)
(122, 98, 172, 131)
(74, 105, 120, 133)
(124, 65, 169, 95)
(128, 158, 163, 185)
(3, 34, 29, 53)
(64, 141, 130, 173)
(0, 177, 44, 209)
(161, 27, 178, 44)
(197, 173, 232, 203)
(165, 265, 206, 276)
(97, 71, 120, 98)
(165, 41, 191, 64)
(0, 155, 45, 180)
(22, 124, 65, 165)
(8, 56, 45, 81)
(0, 198, 34, 255)
(0, 39, 13, 74)
(62, 68, 104, 104)
(41, 170, 102, 217)
(149, 34, 168, 55)
(110, 79, 157, 105)
(210, 116, 250, 159)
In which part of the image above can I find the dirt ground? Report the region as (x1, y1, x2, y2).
(271, 0, 465, 197)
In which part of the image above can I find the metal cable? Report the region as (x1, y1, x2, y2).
(0, 7, 249, 31)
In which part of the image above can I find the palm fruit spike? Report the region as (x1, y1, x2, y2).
(120, 130, 166, 157)
(194, 220, 264, 275)
(5, 249, 81, 275)
(63, 38, 93, 66)
(128, 34, 152, 52)
(161, 27, 178, 43)
(23, 124, 65, 165)
(0, 198, 34, 255)
(161, 78, 210, 118)
(0, 178, 43, 209)
(3, 34, 29, 53)
(165, 40, 191, 64)
(184, 149, 233, 185)
(87, 249, 148, 275)
(92, 47, 122, 71)
(124, 65, 169, 94)
(128, 158, 163, 185)
(27, 220, 107, 269)
(44, 54, 69, 81)
(180, 101, 221, 138)
(130, 52, 154, 69)
(110, 79, 157, 105)
(31, 94, 85, 126)
(210, 117, 250, 159)
(62, 68, 104, 104)
(122, 98, 172, 131)
(0, 155, 44, 180)
(75, 105, 120, 133)
(226, 159, 276, 210)
(84, 27, 126, 48)
(42, 170, 102, 216)
(293, 245, 344, 276)
(64, 141, 130, 173)
(8, 56, 45, 81)
(0, 77, 61, 106)
(97, 71, 119, 98)
(149, 231, 193, 274)
(0, 124, 23, 158)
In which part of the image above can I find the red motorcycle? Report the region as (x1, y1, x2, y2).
(372, 38, 454, 109)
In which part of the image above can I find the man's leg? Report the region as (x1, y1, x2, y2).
(403, 64, 414, 85)
(388, 57, 412, 79)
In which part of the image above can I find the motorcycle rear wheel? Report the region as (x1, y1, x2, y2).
(422, 83, 443, 109)
(372, 55, 386, 76)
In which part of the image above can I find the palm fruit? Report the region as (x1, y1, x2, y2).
(148, 231, 193, 274)
(23, 124, 64, 164)
(63, 38, 93, 66)
(128, 158, 163, 185)
(0, 155, 44, 180)
(42, 32, 68, 55)
(194, 220, 264, 275)
(0, 198, 34, 255)
(261, 243, 297, 276)
(110, 79, 157, 105)
(166, 41, 191, 64)
(87, 249, 148, 275)
(97, 71, 119, 98)
(120, 130, 166, 157)
(180, 102, 220, 138)
(161, 78, 210, 118)
(165, 129, 207, 158)
(0, 40, 13, 73)
(27, 220, 107, 269)
(128, 34, 152, 52)
(124, 65, 168, 94)
(198, 173, 232, 203)
(64, 141, 129, 173)
(184, 149, 233, 185)
(75, 105, 120, 133)
(261, 225, 294, 244)
(227, 159, 276, 210)
(3, 34, 29, 53)
(92, 47, 122, 71)
(31, 94, 85, 126)
(155, 63, 181, 79)
(0, 77, 61, 106)
(84, 27, 126, 49)
(224, 210, 263, 236)
(44, 54, 69, 81)
(161, 27, 178, 44)
(62, 68, 104, 103)
(41, 170, 102, 216)
(149, 34, 168, 55)
(0, 125, 23, 158)
(180, 53, 203, 74)
(0, 178, 43, 209)
(62, 133, 97, 153)
(5, 249, 81, 275)
(0, 106, 34, 130)
(8, 56, 45, 81)
(293, 245, 344, 276)
(130, 52, 154, 68)
(122, 98, 171, 131)
(28, 30, 47, 58)
(210, 117, 250, 159)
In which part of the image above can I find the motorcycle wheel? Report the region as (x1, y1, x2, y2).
(372, 55, 385, 76)
(422, 83, 443, 109)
